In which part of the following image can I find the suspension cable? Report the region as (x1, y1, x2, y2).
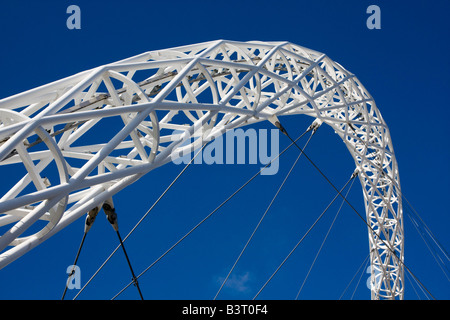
(275, 119, 436, 300)
(295, 176, 357, 299)
(402, 195, 449, 263)
(116, 229, 144, 300)
(73, 142, 209, 299)
(252, 171, 358, 300)
(406, 207, 450, 281)
(350, 256, 371, 300)
(61, 232, 87, 300)
(407, 267, 434, 300)
(405, 272, 420, 300)
(111, 124, 315, 300)
(103, 201, 144, 300)
(339, 253, 370, 300)
(61, 206, 100, 300)
(214, 130, 316, 300)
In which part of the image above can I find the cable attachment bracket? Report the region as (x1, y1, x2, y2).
(268, 115, 288, 136)
(351, 168, 360, 179)
(101, 197, 145, 300)
(307, 118, 323, 134)
(102, 198, 119, 232)
(84, 206, 100, 233)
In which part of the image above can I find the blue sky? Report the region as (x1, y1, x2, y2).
(0, 0, 449, 300)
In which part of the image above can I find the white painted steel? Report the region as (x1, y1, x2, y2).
(0, 40, 403, 299)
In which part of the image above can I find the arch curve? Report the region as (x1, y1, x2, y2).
(0, 40, 403, 299)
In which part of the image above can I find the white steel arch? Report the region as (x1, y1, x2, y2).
(0, 40, 403, 299)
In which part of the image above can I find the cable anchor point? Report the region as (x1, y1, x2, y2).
(268, 115, 288, 136)
(307, 118, 323, 134)
(351, 168, 360, 179)
(102, 198, 119, 232)
(84, 206, 100, 233)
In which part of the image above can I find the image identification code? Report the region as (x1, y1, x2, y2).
(227, 304, 268, 315)
(181, 304, 268, 317)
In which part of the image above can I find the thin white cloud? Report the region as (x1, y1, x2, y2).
(216, 271, 252, 294)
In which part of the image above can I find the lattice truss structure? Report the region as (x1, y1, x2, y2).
(0, 40, 403, 299)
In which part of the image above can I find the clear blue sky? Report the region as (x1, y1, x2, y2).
(0, 0, 448, 300)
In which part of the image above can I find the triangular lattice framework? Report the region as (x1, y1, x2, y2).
(0, 40, 403, 299)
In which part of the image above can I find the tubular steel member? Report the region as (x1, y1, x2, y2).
(0, 40, 403, 299)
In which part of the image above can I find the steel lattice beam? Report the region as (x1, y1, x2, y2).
(0, 40, 403, 299)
